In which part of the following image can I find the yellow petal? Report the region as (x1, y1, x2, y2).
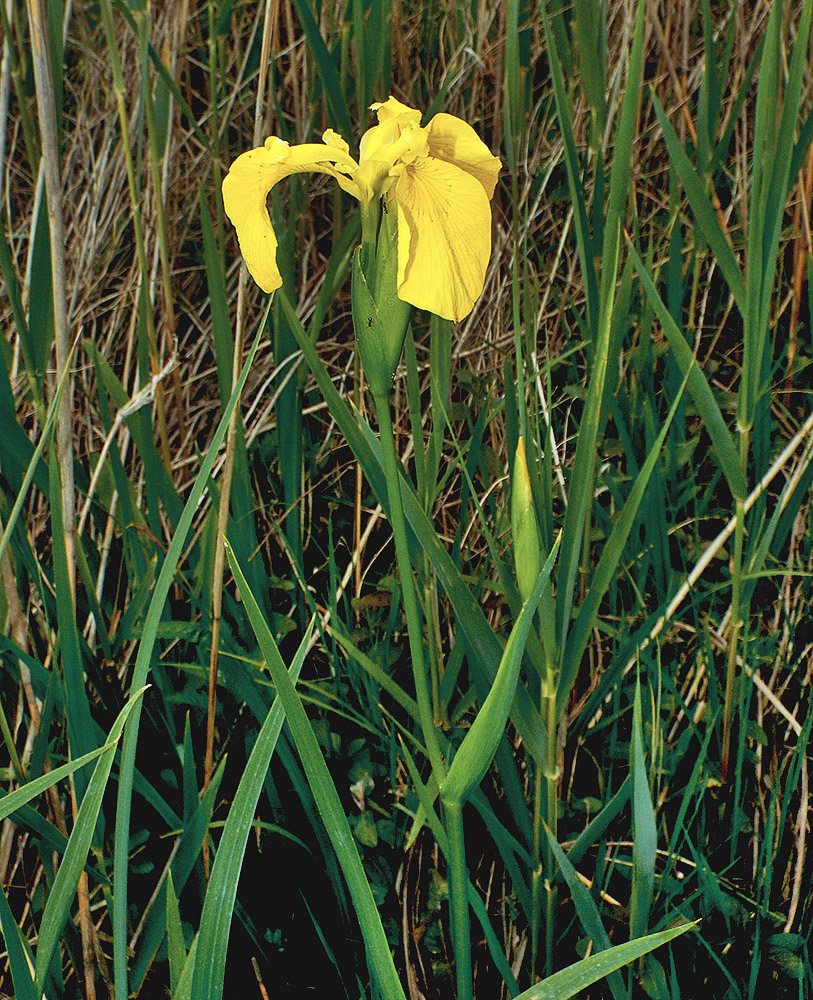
(221, 137, 360, 292)
(370, 96, 422, 126)
(393, 156, 493, 322)
(425, 113, 501, 198)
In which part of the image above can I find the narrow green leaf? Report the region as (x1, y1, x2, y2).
(629, 680, 657, 941)
(166, 872, 186, 996)
(442, 534, 560, 807)
(555, 0, 645, 650)
(628, 242, 747, 501)
(511, 923, 696, 1000)
(540, 1, 597, 328)
(0, 882, 37, 1000)
(289, 0, 352, 139)
(191, 626, 309, 1000)
(651, 93, 746, 313)
(546, 828, 626, 1000)
(113, 314, 268, 1000)
(559, 350, 691, 713)
(0, 744, 108, 824)
(0, 335, 75, 568)
(35, 688, 147, 990)
(224, 543, 407, 1000)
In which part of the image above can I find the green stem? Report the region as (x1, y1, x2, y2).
(531, 761, 543, 977)
(721, 427, 749, 785)
(544, 668, 559, 978)
(372, 391, 444, 782)
(445, 798, 472, 1000)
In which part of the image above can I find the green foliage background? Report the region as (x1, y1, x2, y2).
(0, 1, 812, 998)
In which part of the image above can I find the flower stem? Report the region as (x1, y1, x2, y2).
(372, 390, 444, 782)
(544, 668, 558, 979)
(445, 798, 473, 1000)
(722, 427, 749, 786)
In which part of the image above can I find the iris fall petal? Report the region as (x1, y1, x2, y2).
(393, 156, 492, 322)
(425, 113, 501, 198)
(221, 137, 358, 292)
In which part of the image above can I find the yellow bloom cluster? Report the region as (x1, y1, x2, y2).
(222, 97, 500, 322)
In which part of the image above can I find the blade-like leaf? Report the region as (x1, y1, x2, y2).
(190, 624, 310, 1000)
(113, 314, 268, 999)
(442, 534, 560, 806)
(511, 923, 696, 1000)
(224, 541, 407, 1000)
(629, 680, 657, 941)
(35, 688, 146, 990)
(651, 92, 746, 313)
(628, 242, 747, 501)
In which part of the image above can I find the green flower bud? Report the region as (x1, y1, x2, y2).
(352, 201, 412, 399)
(511, 437, 542, 604)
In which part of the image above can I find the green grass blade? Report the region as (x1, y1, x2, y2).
(651, 92, 746, 313)
(568, 776, 631, 867)
(0, 744, 108, 823)
(289, 0, 352, 139)
(0, 881, 37, 1000)
(555, 0, 645, 649)
(49, 453, 95, 781)
(112, 313, 268, 1000)
(172, 935, 199, 1000)
(131, 758, 226, 992)
(513, 923, 696, 1000)
(559, 351, 691, 713)
(224, 541, 407, 1000)
(540, 0, 598, 329)
(546, 827, 626, 1000)
(0, 334, 75, 567)
(629, 679, 656, 941)
(166, 874, 185, 995)
(190, 625, 310, 1000)
(628, 241, 746, 501)
(34, 687, 146, 991)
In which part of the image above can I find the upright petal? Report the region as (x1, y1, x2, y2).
(393, 157, 493, 322)
(370, 96, 422, 126)
(222, 137, 360, 293)
(425, 114, 501, 198)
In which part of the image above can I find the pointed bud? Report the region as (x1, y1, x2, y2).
(511, 437, 542, 604)
(352, 202, 411, 399)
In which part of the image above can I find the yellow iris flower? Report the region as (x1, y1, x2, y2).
(221, 96, 501, 322)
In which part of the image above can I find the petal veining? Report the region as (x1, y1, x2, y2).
(425, 113, 501, 198)
(393, 156, 492, 322)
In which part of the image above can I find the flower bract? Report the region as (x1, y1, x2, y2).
(221, 97, 500, 321)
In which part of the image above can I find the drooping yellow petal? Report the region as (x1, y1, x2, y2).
(425, 113, 501, 199)
(221, 136, 360, 292)
(393, 156, 493, 322)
